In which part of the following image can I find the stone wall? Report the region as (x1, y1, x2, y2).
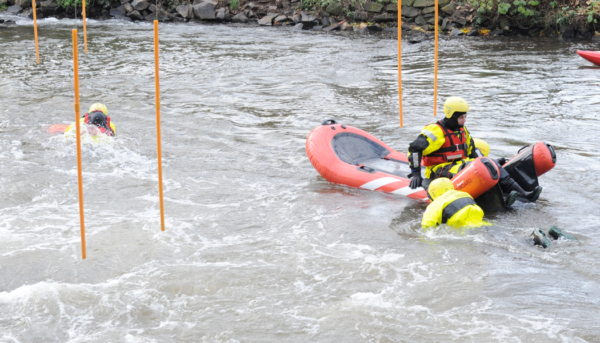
(2, 0, 598, 39)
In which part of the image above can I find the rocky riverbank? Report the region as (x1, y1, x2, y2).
(2, 0, 600, 40)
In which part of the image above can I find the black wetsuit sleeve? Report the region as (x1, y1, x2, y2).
(408, 135, 430, 170)
(409, 134, 430, 153)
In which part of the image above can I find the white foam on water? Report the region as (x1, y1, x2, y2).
(349, 292, 393, 308)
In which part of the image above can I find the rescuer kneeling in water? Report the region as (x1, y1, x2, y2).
(422, 178, 488, 229)
(406, 97, 542, 205)
(65, 103, 116, 137)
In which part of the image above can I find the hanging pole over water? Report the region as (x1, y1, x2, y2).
(32, 0, 39, 64)
(398, 1, 403, 127)
(154, 20, 166, 231)
(82, 0, 88, 53)
(72, 29, 87, 259)
(433, 0, 439, 117)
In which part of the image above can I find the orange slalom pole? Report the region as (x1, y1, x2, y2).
(82, 0, 88, 54)
(398, 1, 403, 127)
(32, 0, 39, 64)
(72, 29, 86, 259)
(154, 20, 166, 231)
(433, 0, 439, 117)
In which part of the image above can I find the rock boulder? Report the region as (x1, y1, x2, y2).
(176, 4, 192, 18)
(274, 14, 292, 25)
(216, 8, 229, 20)
(300, 11, 317, 23)
(373, 13, 396, 22)
(193, 2, 215, 20)
(422, 6, 435, 14)
(441, 3, 455, 15)
(131, 0, 149, 11)
(15, 0, 30, 8)
(232, 12, 248, 22)
(352, 11, 368, 21)
(258, 12, 278, 25)
(415, 15, 425, 25)
(385, 3, 397, 12)
(450, 28, 463, 36)
(325, 2, 342, 16)
(412, 0, 434, 8)
(407, 30, 427, 43)
(401, 6, 419, 18)
(7, 5, 23, 14)
(364, 3, 382, 13)
(128, 10, 144, 20)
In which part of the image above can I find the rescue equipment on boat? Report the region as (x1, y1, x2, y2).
(502, 141, 556, 197)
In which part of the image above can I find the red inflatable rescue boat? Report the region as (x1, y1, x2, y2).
(576, 50, 600, 66)
(306, 120, 557, 207)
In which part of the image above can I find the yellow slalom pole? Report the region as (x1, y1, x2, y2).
(154, 20, 166, 231)
(433, 0, 439, 117)
(82, 0, 88, 54)
(72, 29, 86, 259)
(32, 0, 39, 64)
(398, 1, 403, 127)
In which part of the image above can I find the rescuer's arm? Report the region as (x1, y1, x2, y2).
(468, 136, 481, 158)
(421, 203, 441, 228)
(407, 135, 429, 189)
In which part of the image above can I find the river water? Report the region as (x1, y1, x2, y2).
(1, 14, 600, 342)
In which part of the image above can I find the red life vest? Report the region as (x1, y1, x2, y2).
(84, 111, 114, 136)
(422, 121, 469, 167)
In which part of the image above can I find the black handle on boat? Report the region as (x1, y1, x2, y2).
(357, 165, 375, 173)
(481, 158, 499, 180)
(322, 119, 337, 125)
(547, 144, 557, 163)
(518, 145, 529, 154)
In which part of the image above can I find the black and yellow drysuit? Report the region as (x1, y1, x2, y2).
(421, 190, 488, 229)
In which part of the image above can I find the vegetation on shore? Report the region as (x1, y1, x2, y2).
(466, 0, 600, 32)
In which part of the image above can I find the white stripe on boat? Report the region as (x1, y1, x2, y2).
(360, 177, 401, 190)
(391, 186, 423, 196)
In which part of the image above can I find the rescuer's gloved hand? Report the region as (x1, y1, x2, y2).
(409, 170, 423, 189)
(497, 157, 507, 165)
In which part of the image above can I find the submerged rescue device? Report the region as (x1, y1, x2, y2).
(306, 120, 556, 206)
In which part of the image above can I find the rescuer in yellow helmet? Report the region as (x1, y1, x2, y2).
(472, 138, 489, 157)
(406, 97, 541, 205)
(65, 103, 116, 137)
(421, 177, 488, 229)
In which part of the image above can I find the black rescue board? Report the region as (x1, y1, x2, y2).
(503, 145, 539, 192)
(475, 183, 507, 212)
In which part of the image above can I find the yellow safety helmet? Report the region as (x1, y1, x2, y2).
(428, 177, 454, 200)
(473, 138, 490, 157)
(88, 103, 108, 115)
(443, 97, 469, 119)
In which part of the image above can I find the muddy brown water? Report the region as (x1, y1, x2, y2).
(1, 14, 600, 342)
